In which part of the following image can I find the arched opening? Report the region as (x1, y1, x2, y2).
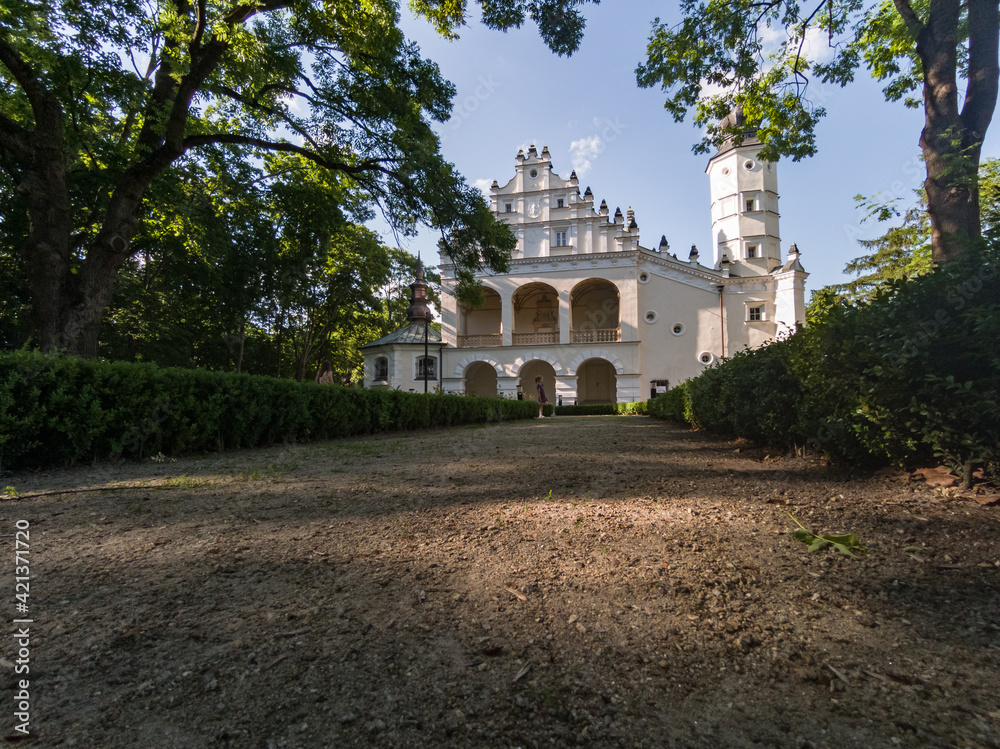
(518, 360, 556, 407)
(570, 279, 620, 343)
(464, 361, 499, 397)
(512, 282, 559, 346)
(576, 358, 617, 404)
(459, 287, 502, 347)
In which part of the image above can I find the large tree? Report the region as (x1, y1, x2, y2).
(0, 0, 590, 356)
(636, 0, 999, 265)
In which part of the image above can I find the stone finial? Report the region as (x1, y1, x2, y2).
(584, 186, 593, 198)
(516, 148, 525, 161)
(788, 243, 800, 257)
(491, 179, 499, 190)
(569, 169, 578, 182)
(659, 235, 669, 252)
(689, 244, 699, 262)
(528, 144, 538, 156)
(599, 199, 608, 215)
(541, 145, 551, 158)
(628, 217, 638, 232)
(614, 207, 623, 224)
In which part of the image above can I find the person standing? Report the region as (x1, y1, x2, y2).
(535, 375, 549, 417)
(315, 360, 334, 384)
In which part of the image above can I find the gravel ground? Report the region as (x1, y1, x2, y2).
(2, 415, 999, 748)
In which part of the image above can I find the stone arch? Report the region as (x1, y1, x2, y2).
(569, 278, 621, 343)
(510, 353, 563, 377)
(576, 357, 618, 404)
(464, 361, 499, 398)
(511, 281, 560, 344)
(453, 354, 506, 378)
(567, 350, 625, 375)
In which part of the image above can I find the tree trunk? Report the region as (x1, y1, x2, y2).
(236, 316, 246, 374)
(915, 0, 999, 263)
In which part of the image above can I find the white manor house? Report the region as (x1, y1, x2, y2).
(362, 132, 808, 404)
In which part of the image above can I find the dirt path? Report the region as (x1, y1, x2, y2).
(2, 416, 999, 748)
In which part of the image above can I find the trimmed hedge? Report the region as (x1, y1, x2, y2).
(648, 250, 1000, 482)
(0, 351, 537, 470)
(554, 402, 648, 416)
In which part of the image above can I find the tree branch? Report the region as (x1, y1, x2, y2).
(182, 132, 405, 179)
(962, 0, 1000, 140)
(891, 0, 925, 39)
(216, 84, 322, 149)
(0, 35, 64, 136)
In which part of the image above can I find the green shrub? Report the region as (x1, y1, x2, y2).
(648, 383, 691, 423)
(646, 247, 1000, 484)
(0, 352, 538, 470)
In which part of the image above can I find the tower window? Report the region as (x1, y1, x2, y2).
(746, 243, 758, 259)
(745, 198, 755, 212)
(375, 356, 388, 380)
(554, 231, 567, 247)
(556, 197, 564, 208)
(505, 203, 512, 213)
(748, 305, 764, 322)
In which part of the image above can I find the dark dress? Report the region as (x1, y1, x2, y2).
(536, 382, 548, 404)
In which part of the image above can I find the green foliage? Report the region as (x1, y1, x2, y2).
(647, 384, 691, 423)
(410, 0, 596, 56)
(553, 402, 648, 416)
(0, 351, 536, 470)
(635, 0, 996, 265)
(809, 161, 1000, 316)
(635, 0, 980, 163)
(788, 514, 866, 558)
(648, 248, 1000, 485)
(1, 0, 526, 354)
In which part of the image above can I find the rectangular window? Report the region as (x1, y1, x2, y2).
(746, 243, 758, 259)
(417, 356, 437, 379)
(556, 197, 564, 208)
(375, 357, 388, 380)
(505, 203, 512, 213)
(554, 231, 567, 247)
(745, 198, 755, 212)
(748, 305, 764, 322)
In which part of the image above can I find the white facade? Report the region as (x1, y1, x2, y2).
(367, 141, 808, 403)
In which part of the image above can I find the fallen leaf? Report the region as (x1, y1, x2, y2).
(505, 585, 526, 601)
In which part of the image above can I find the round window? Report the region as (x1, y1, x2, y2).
(721, 167, 730, 176)
(529, 168, 538, 178)
(644, 311, 658, 324)
(638, 272, 650, 284)
(698, 351, 715, 365)
(671, 322, 685, 336)
(743, 159, 755, 171)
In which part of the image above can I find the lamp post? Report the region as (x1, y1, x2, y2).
(424, 310, 430, 394)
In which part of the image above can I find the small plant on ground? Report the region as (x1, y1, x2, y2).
(3, 486, 20, 499)
(788, 512, 866, 558)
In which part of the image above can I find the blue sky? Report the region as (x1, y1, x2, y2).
(384, 0, 1000, 295)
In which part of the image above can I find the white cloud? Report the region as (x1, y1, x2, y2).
(569, 135, 603, 177)
(473, 178, 493, 197)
